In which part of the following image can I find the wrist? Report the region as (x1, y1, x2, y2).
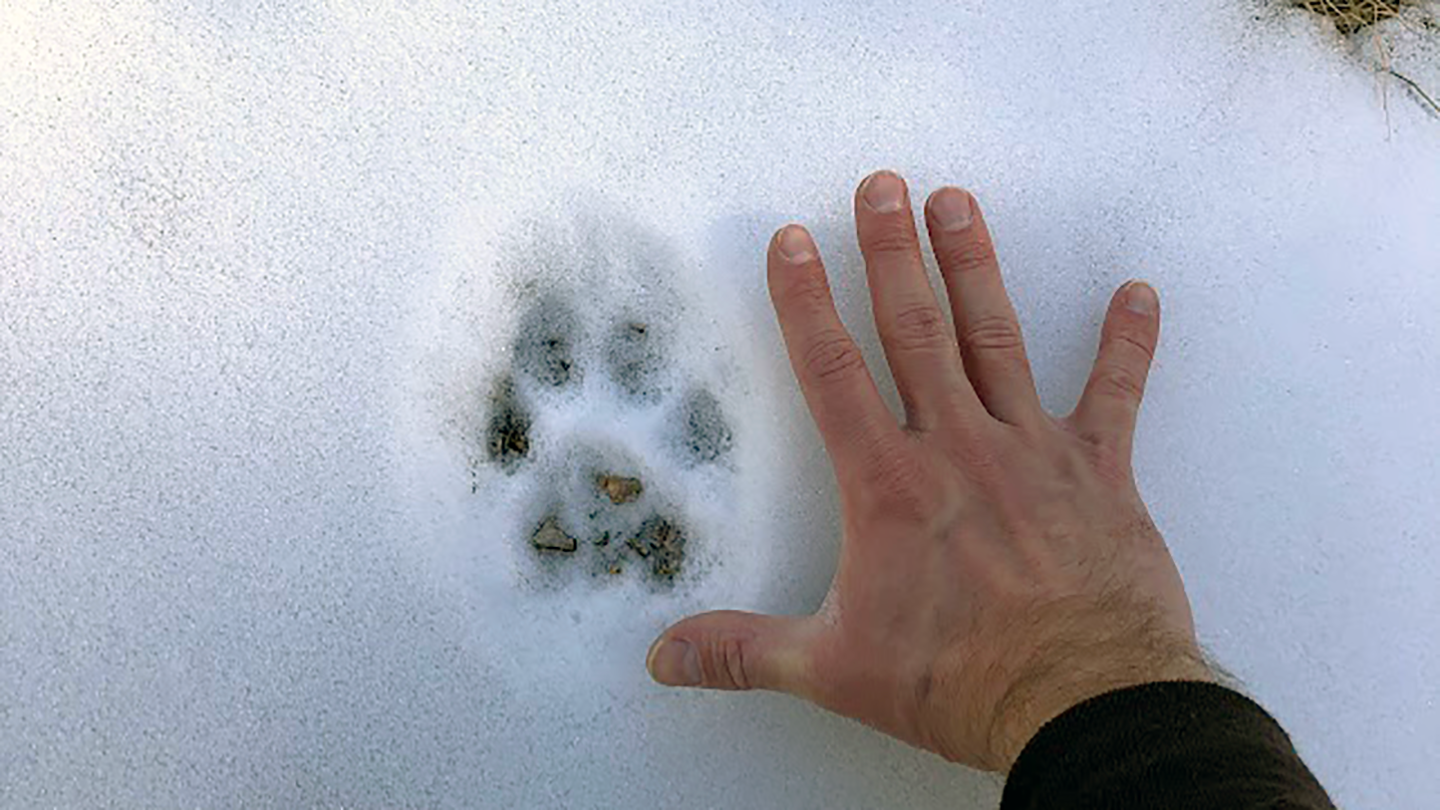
(985, 637, 1214, 772)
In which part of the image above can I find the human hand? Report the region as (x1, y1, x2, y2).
(646, 171, 1212, 772)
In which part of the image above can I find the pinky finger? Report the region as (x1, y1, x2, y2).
(1070, 281, 1162, 457)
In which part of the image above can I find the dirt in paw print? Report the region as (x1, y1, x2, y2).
(484, 377, 532, 471)
(513, 295, 581, 389)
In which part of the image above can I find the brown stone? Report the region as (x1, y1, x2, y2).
(597, 474, 643, 504)
(530, 515, 577, 553)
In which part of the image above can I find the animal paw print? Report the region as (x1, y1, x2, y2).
(481, 290, 734, 587)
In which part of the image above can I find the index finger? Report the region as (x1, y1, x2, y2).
(767, 225, 902, 470)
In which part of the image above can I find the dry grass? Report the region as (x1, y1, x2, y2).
(1295, 0, 1409, 34)
(1388, 67, 1440, 112)
(1292, 1, 1440, 117)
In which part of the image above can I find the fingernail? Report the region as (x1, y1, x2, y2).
(648, 639, 701, 687)
(1124, 281, 1158, 315)
(928, 188, 973, 231)
(775, 225, 816, 263)
(861, 171, 906, 213)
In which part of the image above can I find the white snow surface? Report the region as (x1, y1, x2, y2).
(2, 1, 1437, 807)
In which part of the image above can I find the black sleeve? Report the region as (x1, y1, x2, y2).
(1001, 680, 1337, 810)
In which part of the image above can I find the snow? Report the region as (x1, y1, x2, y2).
(2, 0, 1437, 807)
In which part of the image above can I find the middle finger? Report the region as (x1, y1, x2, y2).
(854, 171, 983, 432)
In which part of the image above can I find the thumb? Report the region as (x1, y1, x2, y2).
(646, 610, 814, 695)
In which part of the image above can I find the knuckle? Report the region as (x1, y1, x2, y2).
(1090, 365, 1146, 403)
(863, 223, 919, 257)
(938, 237, 994, 277)
(801, 332, 866, 385)
(700, 634, 753, 690)
(887, 303, 952, 353)
(777, 271, 833, 315)
(863, 447, 939, 521)
(956, 442, 1005, 483)
(960, 315, 1025, 354)
(1081, 438, 1132, 485)
(1108, 330, 1156, 363)
(872, 482, 935, 525)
